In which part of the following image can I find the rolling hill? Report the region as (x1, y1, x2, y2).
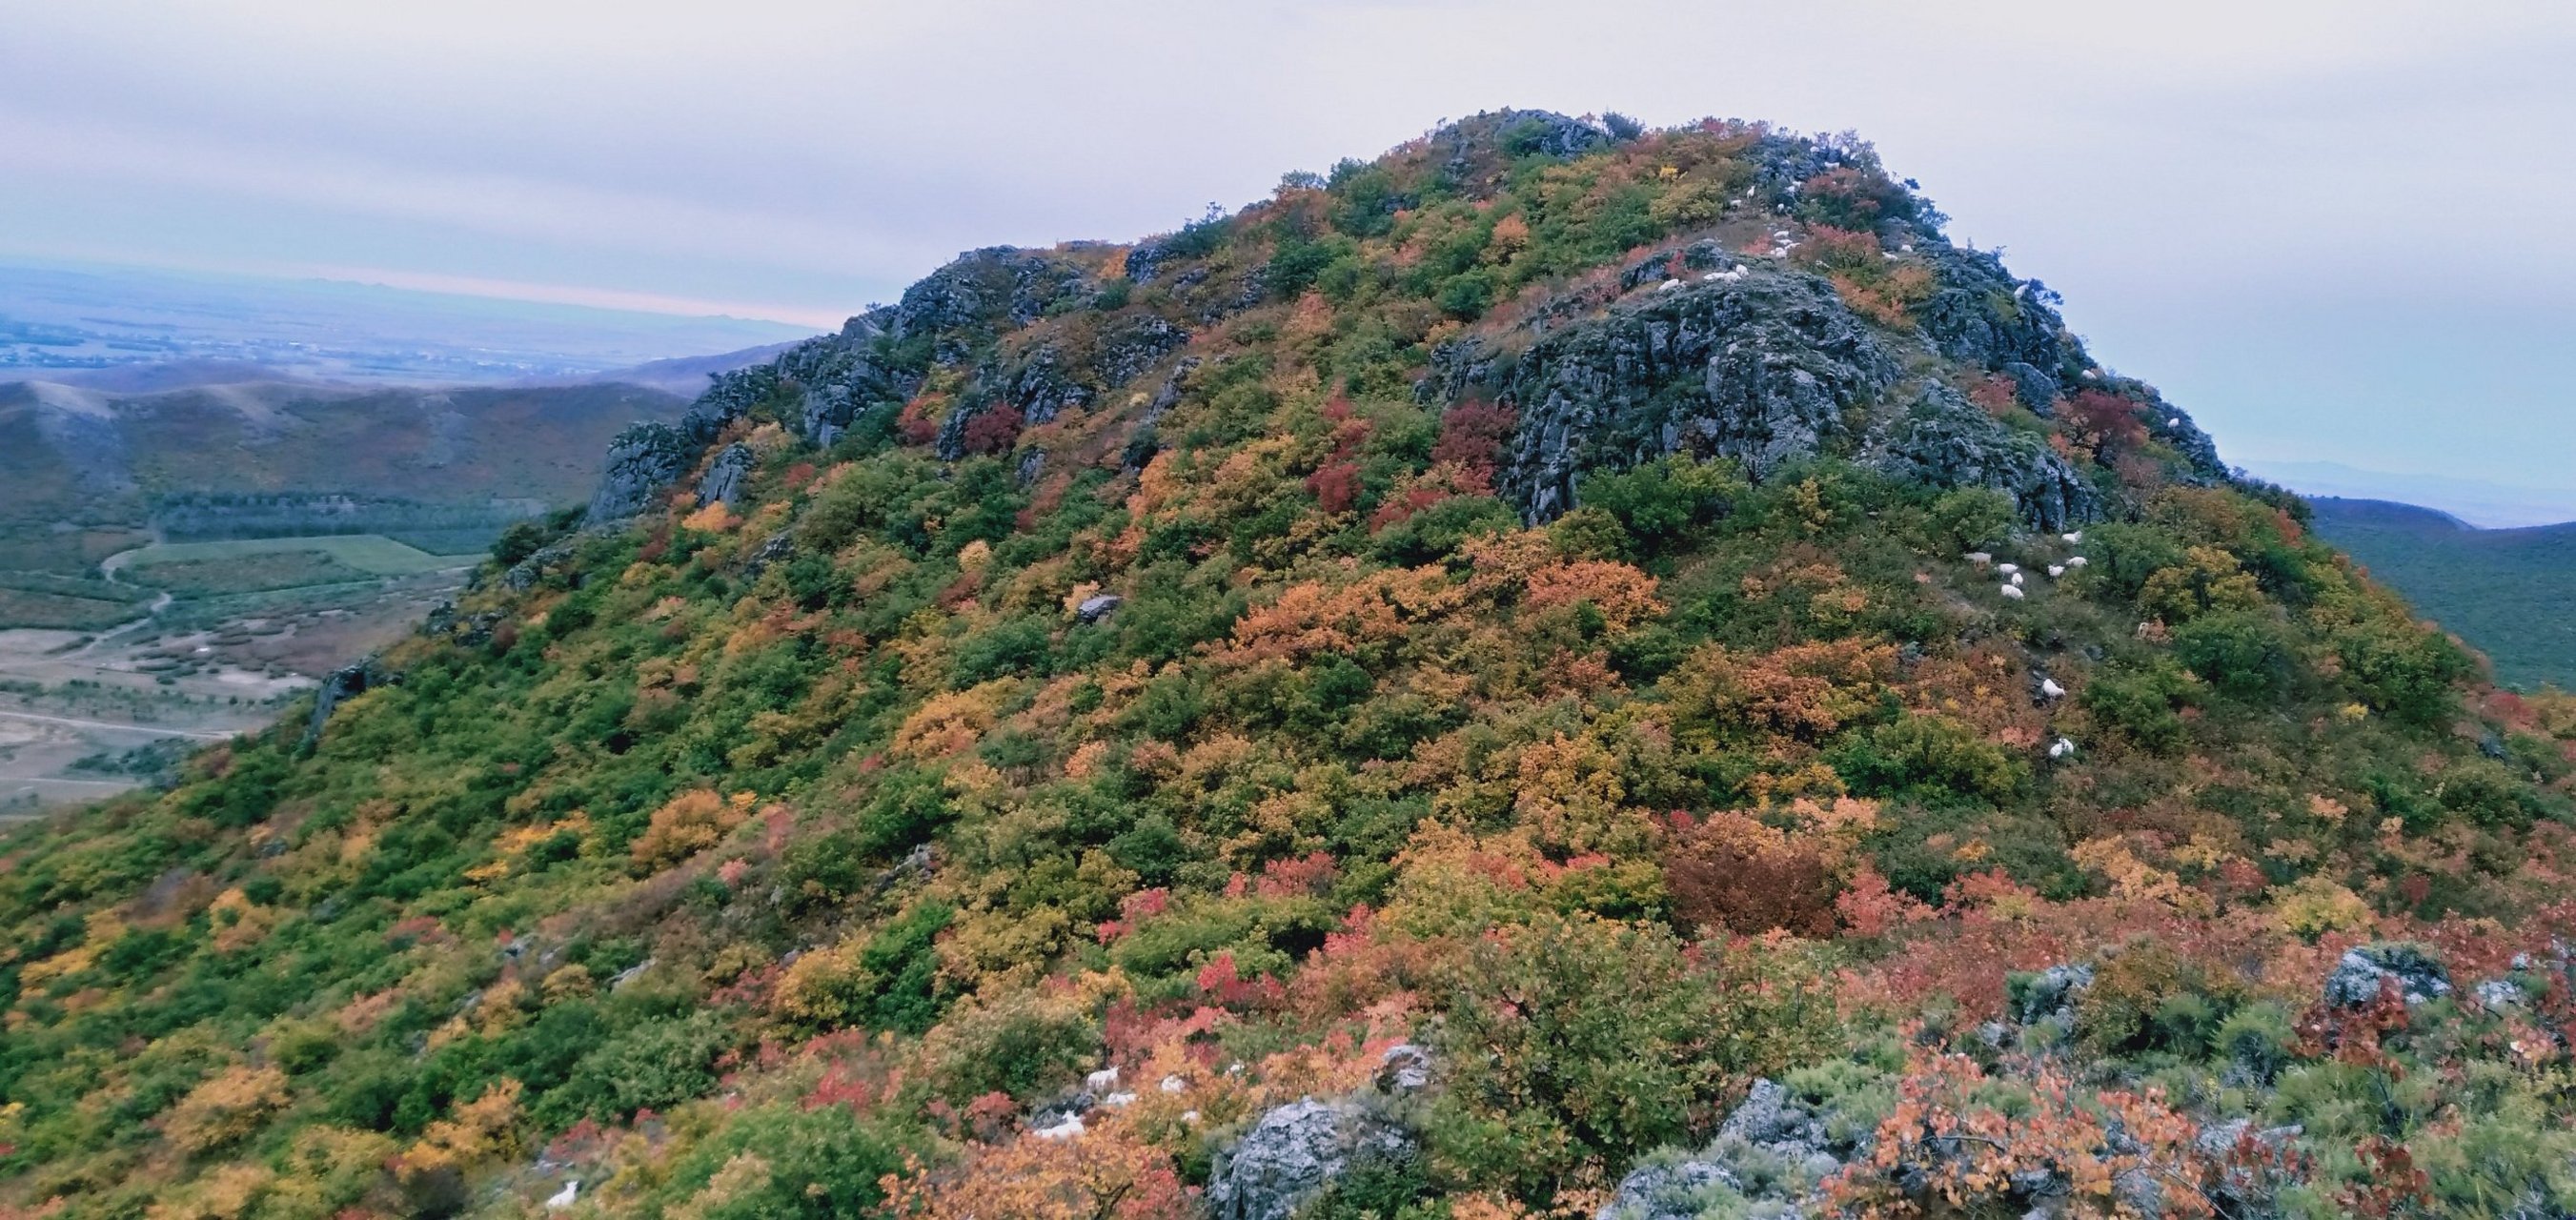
(2307, 496, 2576, 688)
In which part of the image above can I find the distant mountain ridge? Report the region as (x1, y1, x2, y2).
(2306, 496, 2576, 687)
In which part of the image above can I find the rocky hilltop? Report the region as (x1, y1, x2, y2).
(8, 110, 2576, 1220)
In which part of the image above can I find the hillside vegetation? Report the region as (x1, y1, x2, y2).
(10, 111, 2576, 1220)
(2308, 497, 2576, 689)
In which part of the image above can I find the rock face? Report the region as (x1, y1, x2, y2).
(1865, 387, 2097, 530)
(2324, 944, 2453, 1007)
(695, 442, 754, 509)
(302, 658, 390, 751)
(586, 422, 694, 522)
(1207, 1098, 1414, 1220)
(1421, 267, 2099, 531)
(1449, 274, 1899, 523)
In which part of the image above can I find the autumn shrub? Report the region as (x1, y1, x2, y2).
(1663, 810, 1839, 936)
(631, 789, 753, 873)
(2079, 658, 2201, 754)
(536, 1010, 736, 1126)
(1574, 454, 1742, 559)
(648, 1101, 920, 1220)
(1425, 914, 1839, 1205)
(163, 1065, 292, 1155)
(920, 987, 1105, 1106)
(777, 903, 955, 1032)
(1830, 712, 2021, 803)
(2170, 608, 2302, 702)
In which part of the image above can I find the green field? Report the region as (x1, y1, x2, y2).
(110, 534, 481, 580)
(0, 587, 144, 630)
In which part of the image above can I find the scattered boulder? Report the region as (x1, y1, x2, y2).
(2011, 963, 2095, 1029)
(1375, 1044, 1432, 1094)
(2324, 944, 2452, 1008)
(1074, 594, 1123, 624)
(1207, 1098, 1415, 1220)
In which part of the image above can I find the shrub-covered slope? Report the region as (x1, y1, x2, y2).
(10, 111, 2576, 1220)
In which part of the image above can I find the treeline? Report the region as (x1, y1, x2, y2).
(149, 494, 545, 544)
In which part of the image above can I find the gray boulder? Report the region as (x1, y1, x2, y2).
(2324, 944, 2452, 1008)
(302, 657, 391, 750)
(696, 442, 754, 509)
(2011, 963, 2096, 1028)
(1207, 1098, 1414, 1220)
(587, 422, 694, 522)
(1597, 1078, 1852, 1220)
(1074, 594, 1123, 624)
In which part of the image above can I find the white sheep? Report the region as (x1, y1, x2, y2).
(1085, 1067, 1119, 1092)
(1035, 1114, 1086, 1140)
(1997, 562, 2019, 575)
(2166, 417, 2180, 427)
(1160, 1074, 1188, 1093)
(2047, 564, 2065, 579)
(2039, 678, 2066, 700)
(2000, 584, 2026, 600)
(1965, 551, 1993, 566)
(2061, 531, 2082, 543)
(1658, 278, 1683, 292)
(2009, 572, 2025, 586)
(2048, 737, 2078, 759)
(546, 1182, 579, 1210)
(1702, 271, 1724, 281)
(2065, 556, 2088, 568)
(1104, 1090, 1139, 1108)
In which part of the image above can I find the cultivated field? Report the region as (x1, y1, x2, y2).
(0, 533, 483, 815)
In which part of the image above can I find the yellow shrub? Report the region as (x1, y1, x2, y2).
(2275, 875, 2373, 940)
(164, 1065, 291, 1154)
(631, 789, 755, 872)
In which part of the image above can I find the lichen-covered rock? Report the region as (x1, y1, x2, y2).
(303, 658, 391, 751)
(1617, 239, 1739, 293)
(695, 442, 754, 508)
(1452, 274, 1899, 523)
(935, 315, 1189, 459)
(1913, 244, 2073, 382)
(501, 537, 580, 592)
(1375, 1044, 1431, 1094)
(2011, 963, 2096, 1027)
(1864, 388, 2097, 531)
(891, 246, 1094, 366)
(1596, 1078, 1855, 1220)
(2324, 944, 2453, 1008)
(587, 422, 694, 522)
(1207, 1098, 1414, 1220)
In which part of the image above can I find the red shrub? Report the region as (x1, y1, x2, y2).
(960, 405, 1024, 456)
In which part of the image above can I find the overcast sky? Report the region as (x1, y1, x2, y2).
(4, 1, 2573, 495)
